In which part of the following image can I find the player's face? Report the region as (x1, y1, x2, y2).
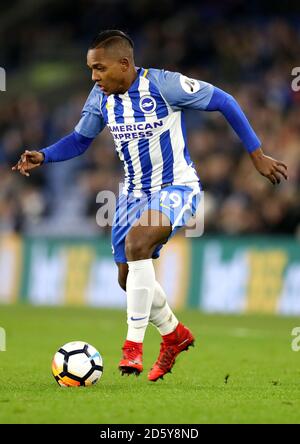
(87, 48, 129, 95)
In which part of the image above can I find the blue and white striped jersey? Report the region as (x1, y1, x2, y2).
(75, 67, 214, 193)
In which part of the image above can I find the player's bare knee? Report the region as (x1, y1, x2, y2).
(125, 236, 151, 261)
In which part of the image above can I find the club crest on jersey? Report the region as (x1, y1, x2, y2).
(139, 95, 157, 114)
(180, 75, 200, 94)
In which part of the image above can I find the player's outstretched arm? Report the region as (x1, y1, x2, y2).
(11, 131, 94, 177)
(12, 150, 44, 177)
(205, 87, 288, 185)
(249, 147, 288, 185)
(154, 70, 289, 185)
(11, 84, 105, 177)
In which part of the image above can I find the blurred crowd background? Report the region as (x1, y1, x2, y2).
(0, 0, 300, 237)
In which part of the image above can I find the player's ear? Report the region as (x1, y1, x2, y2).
(120, 58, 130, 72)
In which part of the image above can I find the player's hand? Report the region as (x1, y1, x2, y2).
(250, 148, 288, 185)
(11, 150, 44, 177)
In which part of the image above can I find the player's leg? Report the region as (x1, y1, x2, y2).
(117, 185, 199, 378)
(119, 210, 172, 375)
(119, 209, 195, 378)
(142, 186, 199, 381)
(117, 262, 179, 336)
(118, 233, 194, 380)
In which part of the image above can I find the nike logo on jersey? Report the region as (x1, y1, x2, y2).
(130, 316, 147, 321)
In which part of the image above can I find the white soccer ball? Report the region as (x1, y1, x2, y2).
(52, 341, 103, 387)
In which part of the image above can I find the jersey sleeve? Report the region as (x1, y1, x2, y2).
(153, 70, 214, 111)
(205, 87, 261, 153)
(75, 84, 106, 138)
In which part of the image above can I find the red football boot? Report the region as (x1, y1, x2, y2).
(119, 340, 143, 376)
(148, 322, 195, 382)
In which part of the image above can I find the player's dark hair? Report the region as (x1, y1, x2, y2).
(89, 30, 134, 50)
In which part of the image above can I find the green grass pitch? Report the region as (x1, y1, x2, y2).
(0, 304, 299, 424)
